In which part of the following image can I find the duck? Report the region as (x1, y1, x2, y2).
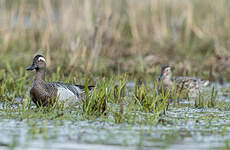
(26, 54, 95, 107)
(158, 65, 209, 97)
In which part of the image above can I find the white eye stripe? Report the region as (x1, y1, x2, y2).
(38, 57, 46, 62)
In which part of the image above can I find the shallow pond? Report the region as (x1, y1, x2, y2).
(0, 83, 230, 150)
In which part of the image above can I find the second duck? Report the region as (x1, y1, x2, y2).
(158, 65, 209, 97)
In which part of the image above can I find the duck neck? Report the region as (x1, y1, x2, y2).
(35, 68, 46, 81)
(162, 75, 173, 84)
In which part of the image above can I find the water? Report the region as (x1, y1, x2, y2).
(0, 83, 230, 150)
(0, 111, 229, 150)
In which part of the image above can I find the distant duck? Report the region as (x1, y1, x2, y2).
(158, 65, 209, 97)
(26, 54, 94, 107)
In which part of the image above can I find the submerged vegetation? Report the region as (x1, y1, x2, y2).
(0, 0, 230, 149)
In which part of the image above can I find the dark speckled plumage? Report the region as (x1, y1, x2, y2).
(158, 65, 209, 97)
(30, 80, 57, 106)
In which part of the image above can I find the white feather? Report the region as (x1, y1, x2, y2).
(38, 57, 46, 62)
(57, 87, 80, 106)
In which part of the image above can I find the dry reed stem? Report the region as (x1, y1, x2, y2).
(0, 0, 230, 77)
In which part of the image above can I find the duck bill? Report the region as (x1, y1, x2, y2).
(26, 64, 36, 71)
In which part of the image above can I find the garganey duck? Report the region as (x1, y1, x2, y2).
(26, 54, 94, 107)
(158, 65, 209, 97)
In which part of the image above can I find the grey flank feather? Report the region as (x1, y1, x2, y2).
(51, 82, 94, 96)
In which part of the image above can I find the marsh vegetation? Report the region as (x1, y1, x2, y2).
(0, 0, 230, 150)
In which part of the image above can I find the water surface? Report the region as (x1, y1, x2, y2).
(0, 83, 229, 150)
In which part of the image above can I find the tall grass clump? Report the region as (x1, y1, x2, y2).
(194, 87, 218, 108)
(0, 68, 28, 103)
(111, 75, 127, 123)
(82, 79, 108, 117)
(134, 80, 169, 116)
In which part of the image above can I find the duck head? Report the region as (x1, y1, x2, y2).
(160, 65, 173, 80)
(27, 55, 46, 71)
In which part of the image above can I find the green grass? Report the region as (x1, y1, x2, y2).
(0, 68, 230, 149)
(0, 66, 229, 122)
(0, 0, 230, 149)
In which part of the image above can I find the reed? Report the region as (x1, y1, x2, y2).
(0, 0, 230, 79)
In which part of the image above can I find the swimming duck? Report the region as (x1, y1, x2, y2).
(158, 65, 209, 97)
(26, 54, 94, 107)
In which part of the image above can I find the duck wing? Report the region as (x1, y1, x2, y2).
(51, 82, 95, 97)
(174, 76, 209, 91)
(74, 84, 95, 91)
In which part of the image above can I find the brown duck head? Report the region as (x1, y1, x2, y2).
(27, 54, 46, 80)
(159, 65, 173, 80)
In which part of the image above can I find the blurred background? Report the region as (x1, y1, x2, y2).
(0, 0, 230, 81)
